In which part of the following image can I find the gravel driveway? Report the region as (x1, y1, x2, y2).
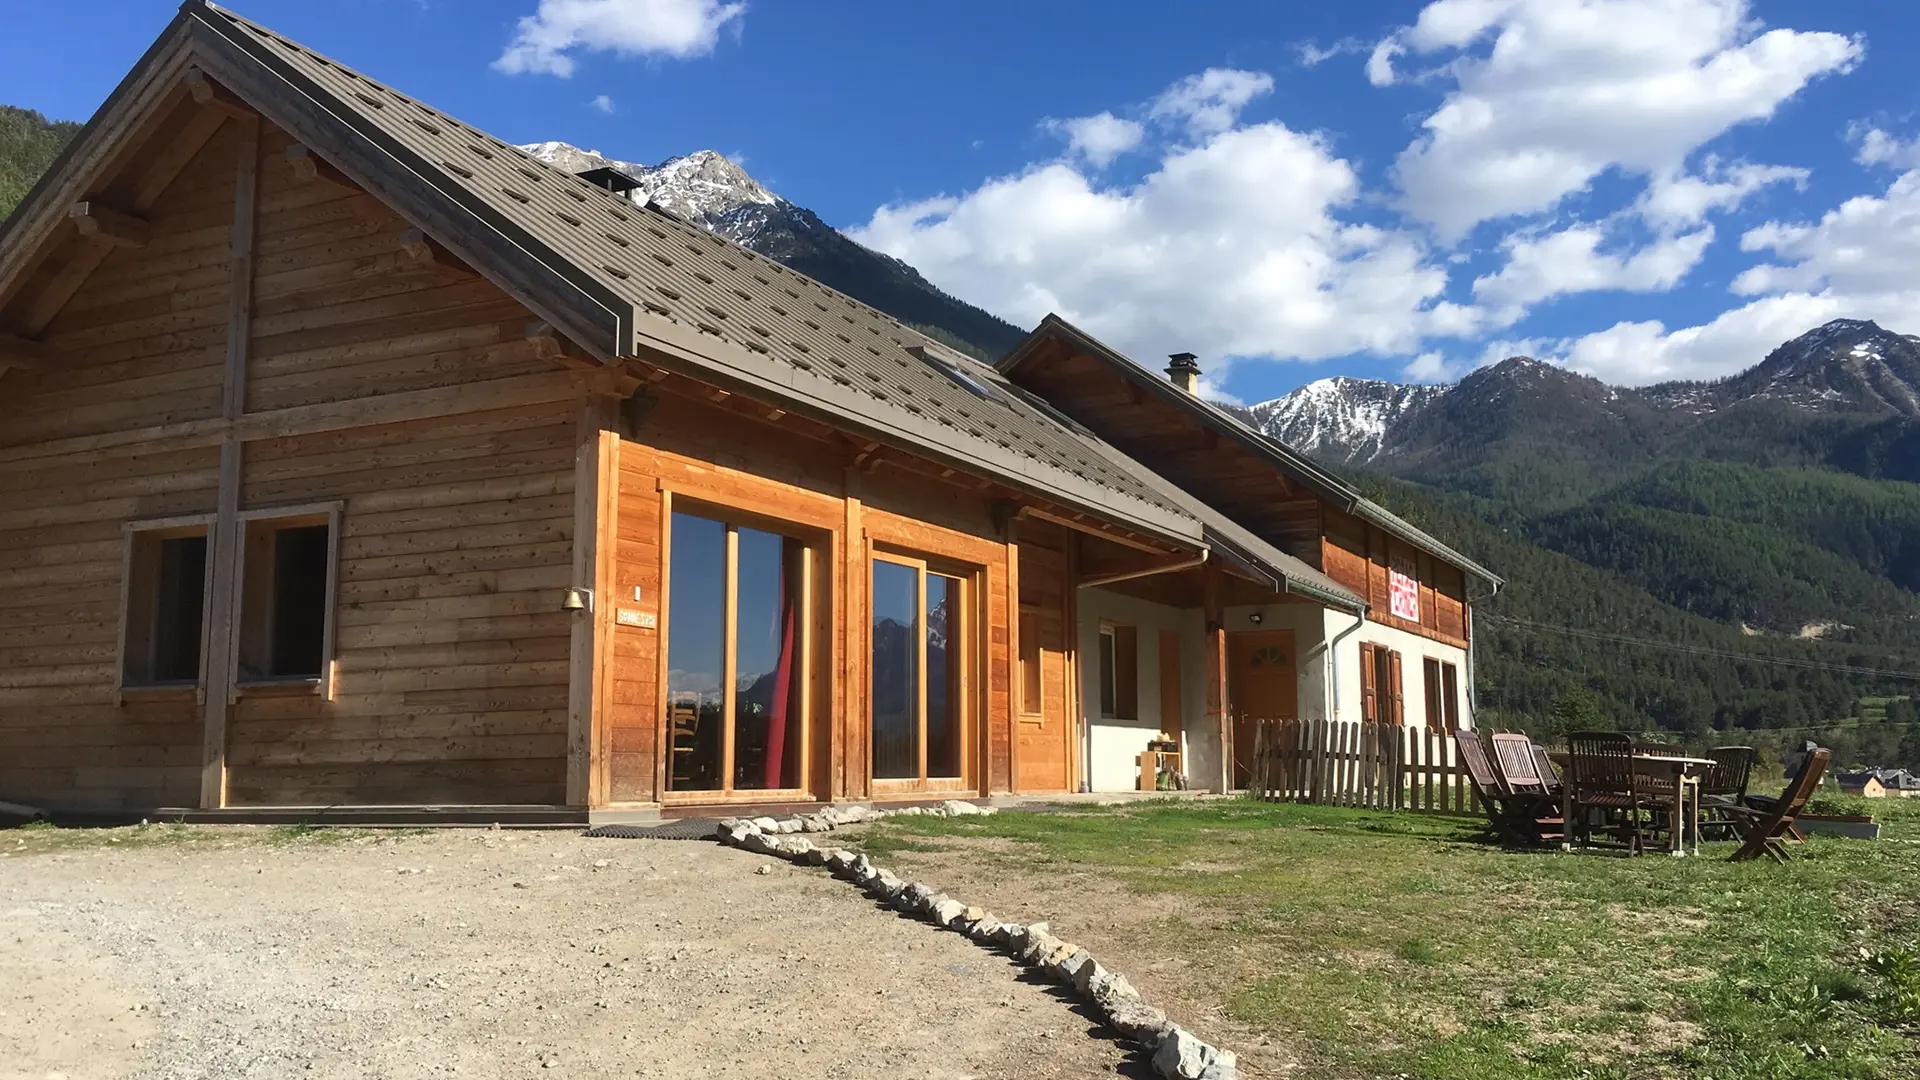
(0, 827, 1136, 1080)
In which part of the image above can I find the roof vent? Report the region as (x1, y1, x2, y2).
(577, 166, 642, 196)
(1166, 352, 1201, 394)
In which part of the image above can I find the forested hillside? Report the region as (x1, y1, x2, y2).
(0, 106, 78, 221)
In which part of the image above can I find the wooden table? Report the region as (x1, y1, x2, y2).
(1635, 754, 1717, 856)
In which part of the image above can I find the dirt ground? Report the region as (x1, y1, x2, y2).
(0, 827, 1145, 1080)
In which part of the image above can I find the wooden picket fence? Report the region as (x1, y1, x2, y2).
(1246, 717, 1481, 816)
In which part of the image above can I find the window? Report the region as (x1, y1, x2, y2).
(1423, 658, 1461, 732)
(1019, 610, 1042, 716)
(122, 523, 211, 687)
(666, 510, 811, 793)
(236, 509, 339, 685)
(1359, 643, 1404, 726)
(1097, 623, 1138, 720)
(870, 554, 967, 783)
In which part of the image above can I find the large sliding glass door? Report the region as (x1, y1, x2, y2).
(667, 509, 810, 795)
(870, 554, 967, 786)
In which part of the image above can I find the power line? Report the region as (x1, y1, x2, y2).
(1479, 612, 1920, 683)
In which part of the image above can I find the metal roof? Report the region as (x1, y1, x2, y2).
(187, 2, 1204, 547)
(1001, 315, 1504, 591)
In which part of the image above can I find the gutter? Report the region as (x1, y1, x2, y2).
(1465, 580, 1501, 724)
(1323, 608, 1367, 721)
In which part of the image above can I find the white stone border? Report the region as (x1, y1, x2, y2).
(714, 801, 1239, 1080)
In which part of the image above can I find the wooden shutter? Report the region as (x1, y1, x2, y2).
(1423, 657, 1444, 732)
(1442, 663, 1460, 731)
(1388, 650, 1406, 726)
(1359, 642, 1379, 724)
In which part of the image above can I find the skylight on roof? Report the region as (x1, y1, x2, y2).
(908, 344, 1000, 403)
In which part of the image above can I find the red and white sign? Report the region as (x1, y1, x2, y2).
(1389, 556, 1420, 622)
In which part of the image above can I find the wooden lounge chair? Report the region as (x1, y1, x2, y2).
(1531, 744, 1562, 798)
(1455, 732, 1560, 846)
(1491, 733, 1551, 798)
(1722, 749, 1830, 863)
(1697, 746, 1755, 839)
(1565, 732, 1647, 852)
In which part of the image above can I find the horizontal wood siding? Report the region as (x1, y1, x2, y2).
(0, 124, 242, 810)
(0, 116, 577, 811)
(226, 128, 574, 805)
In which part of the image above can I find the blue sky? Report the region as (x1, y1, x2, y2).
(7, 1, 1919, 404)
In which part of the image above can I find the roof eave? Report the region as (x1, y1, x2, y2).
(1004, 315, 1504, 591)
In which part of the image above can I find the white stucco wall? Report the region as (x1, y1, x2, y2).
(1075, 587, 1206, 793)
(1219, 603, 1472, 731)
(1331, 616, 1473, 731)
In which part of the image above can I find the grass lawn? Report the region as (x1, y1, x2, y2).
(858, 799, 1920, 1080)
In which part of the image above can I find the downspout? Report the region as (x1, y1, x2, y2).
(1324, 607, 1367, 722)
(1074, 548, 1211, 792)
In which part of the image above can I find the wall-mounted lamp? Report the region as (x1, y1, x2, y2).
(1248, 612, 1264, 625)
(562, 587, 594, 613)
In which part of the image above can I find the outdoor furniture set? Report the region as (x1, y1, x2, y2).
(1454, 730, 1830, 863)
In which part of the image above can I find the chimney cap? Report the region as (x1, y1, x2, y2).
(1166, 352, 1201, 374)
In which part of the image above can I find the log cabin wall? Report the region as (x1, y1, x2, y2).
(0, 115, 582, 810)
(604, 389, 1023, 808)
(1320, 507, 1468, 648)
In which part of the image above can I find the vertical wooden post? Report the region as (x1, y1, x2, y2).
(566, 392, 618, 808)
(839, 474, 864, 801)
(1003, 517, 1020, 795)
(1202, 568, 1229, 794)
(200, 115, 260, 810)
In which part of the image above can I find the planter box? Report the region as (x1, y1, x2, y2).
(1797, 814, 1881, 840)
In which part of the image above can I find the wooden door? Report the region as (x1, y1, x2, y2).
(1015, 524, 1072, 792)
(1228, 630, 1296, 788)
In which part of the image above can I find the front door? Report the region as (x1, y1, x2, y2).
(1228, 630, 1296, 788)
(1015, 524, 1073, 792)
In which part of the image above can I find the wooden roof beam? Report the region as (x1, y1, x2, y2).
(132, 106, 231, 213)
(285, 144, 354, 189)
(0, 333, 46, 373)
(184, 68, 255, 121)
(69, 202, 150, 248)
(20, 239, 112, 337)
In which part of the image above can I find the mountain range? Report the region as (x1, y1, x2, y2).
(3, 113, 1914, 763)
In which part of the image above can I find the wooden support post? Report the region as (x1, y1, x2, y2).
(1203, 568, 1230, 794)
(199, 116, 260, 810)
(567, 392, 619, 809)
(285, 143, 353, 189)
(69, 202, 151, 248)
(839, 476, 865, 801)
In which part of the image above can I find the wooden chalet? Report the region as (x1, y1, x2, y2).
(0, 4, 1498, 819)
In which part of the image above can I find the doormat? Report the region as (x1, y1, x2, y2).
(584, 818, 722, 841)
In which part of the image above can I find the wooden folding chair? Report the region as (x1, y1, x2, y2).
(1566, 732, 1646, 853)
(1491, 733, 1549, 797)
(1697, 746, 1755, 839)
(1455, 732, 1560, 846)
(1724, 749, 1829, 863)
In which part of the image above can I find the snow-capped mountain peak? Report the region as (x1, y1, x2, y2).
(519, 142, 784, 245)
(1247, 376, 1448, 464)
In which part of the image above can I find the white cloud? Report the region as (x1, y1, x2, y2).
(1402, 351, 1452, 381)
(1854, 127, 1920, 170)
(1638, 158, 1807, 227)
(495, 0, 746, 77)
(1472, 223, 1714, 315)
(1043, 112, 1145, 168)
(850, 111, 1455, 370)
(1147, 69, 1275, 138)
(1545, 166, 1920, 384)
(1298, 37, 1366, 68)
(1377, 0, 1860, 236)
(590, 93, 616, 114)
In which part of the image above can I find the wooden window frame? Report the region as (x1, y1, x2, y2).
(232, 502, 343, 699)
(1018, 607, 1043, 718)
(1359, 642, 1405, 726)
(868, 548, 978, 795)
(658, 496, 820, 805)
(1097, 621, 1138, 721)
(118, 513, 218, 698)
